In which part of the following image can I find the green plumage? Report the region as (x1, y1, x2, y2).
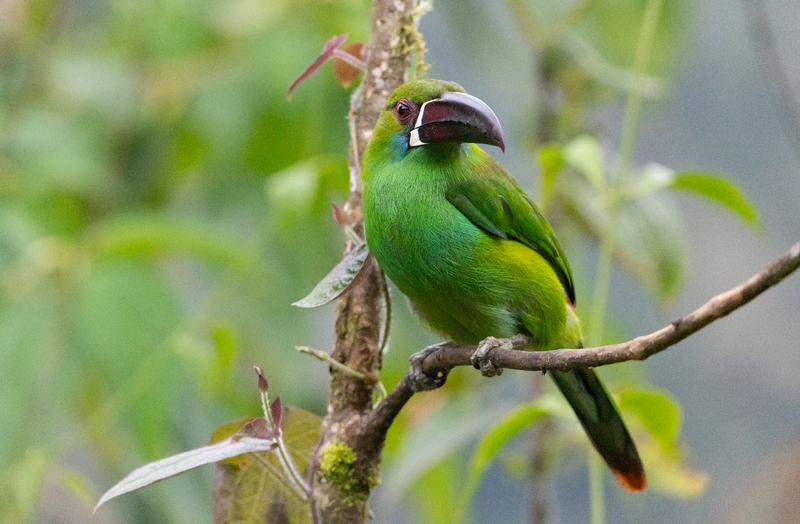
(362, 79, 645, 491)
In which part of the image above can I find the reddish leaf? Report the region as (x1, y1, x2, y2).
(287, 34, 348, 99)
(270, 397, 283, 435)
(237, 417, 273, 440)
(213, 407, 322, 524)
(333, 43, 365, 88)
(331, 202, 346, 226)
(254, 365, 269, 392)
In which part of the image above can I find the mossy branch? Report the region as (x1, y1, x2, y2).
(311, 1, 423, 523)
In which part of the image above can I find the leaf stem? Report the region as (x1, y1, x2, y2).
(587, 0, 663, 344)
(588, 450, 605, 524)
(585, 2, 662, 521)
(295, 346, 387, 404)
(258, 386, 311, 499)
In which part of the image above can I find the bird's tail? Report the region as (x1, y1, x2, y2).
(550, 368, 646, 492)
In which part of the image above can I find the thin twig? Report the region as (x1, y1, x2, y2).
(256, 371, 312, 499)
(364, 241, 800, 439)
(251, 453, 308, 501)
(332, 48, 367, 71)
(296, 346, 375, 383)
(296, 346, 387, 405)
(378, 268, 392, 355)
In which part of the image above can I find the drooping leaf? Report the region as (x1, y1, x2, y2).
(53, 468, 97, 512)
(617, 388, 708, 499)
(379, 393, 501, 506)
(556, 170, 686, 301)
(617, 388, 681, 452)
(95, 421, 277, 512)
(647, 450, 709, 499)
(563, 134, 606, 190)
(630, 162, 676, 198)
(213, 407, 321, 524)
(292, 242, 371, 308)
(670, 171, 759, 226)
(460, 401, 554, 515)
(287, 34, 348, 99)
(10, 447, 49, 521)
(615, 193, 685, 300)
(537, 144, 565, 211)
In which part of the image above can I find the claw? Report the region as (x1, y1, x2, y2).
(408, 342, 450, 392)
(471, 336, 511, 377)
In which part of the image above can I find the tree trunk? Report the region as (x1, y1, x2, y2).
(310, 2, 424, 522)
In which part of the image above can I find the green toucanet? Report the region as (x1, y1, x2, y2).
(361, 79, 645, 492)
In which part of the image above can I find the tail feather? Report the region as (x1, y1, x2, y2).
(550, 368, 646, 492)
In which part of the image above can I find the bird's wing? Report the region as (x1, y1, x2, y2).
(446, 161, 576, 304)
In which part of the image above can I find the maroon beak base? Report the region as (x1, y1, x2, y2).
(410, 91, 506, 151)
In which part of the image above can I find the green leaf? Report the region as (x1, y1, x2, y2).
(380, 394, 500, 506)
(459, 401, 553, 521)
(537, 145, 565, 211)
(564, 135, 607, 190)
(617, 387, 709, 499)
(91, 215, 258, 274)
(630, 162, 676, 198)
(646, 448, 709, 499)
(617, 388, 681, 451)
(671, 172, 759, 226)
(10, 447, 49, 520)
(292, 242, 370, 308)
(558, 171, 686, 300)
(213, 407, 321, 524)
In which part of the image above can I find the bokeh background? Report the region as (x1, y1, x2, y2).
(1, 0, 798, 522)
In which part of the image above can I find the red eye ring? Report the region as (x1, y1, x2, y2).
(395, 99, 413, 123)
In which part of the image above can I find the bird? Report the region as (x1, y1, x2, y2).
(361, 79, 645, 492)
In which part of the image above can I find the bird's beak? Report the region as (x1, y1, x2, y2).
(408, 91, 506, 152)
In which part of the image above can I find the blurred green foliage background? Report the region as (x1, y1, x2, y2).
(1, 1, 798, 523)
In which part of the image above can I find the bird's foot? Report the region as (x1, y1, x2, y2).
(408, 342, 450, 392)
(471, 336, 511, 377)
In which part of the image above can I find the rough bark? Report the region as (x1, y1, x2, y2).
(310, 2, 422, 522)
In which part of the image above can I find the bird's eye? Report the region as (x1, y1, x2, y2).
(395, 99, 413, 123)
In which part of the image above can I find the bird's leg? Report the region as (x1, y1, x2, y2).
(471, 336, 512, 377)
(408, 342, 451, 392)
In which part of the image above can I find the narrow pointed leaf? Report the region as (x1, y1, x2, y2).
(564, 135, 607, 190)
(95, 436, 276, 512)
(270, 397, 283, 434)
(617, 388, 681, 451)
(459, 401, 553, 515)
(670, 171, 759, 226)
(537, 145, 565, 211)
(287, 34, 348, 99)
(213, 407, 321, 524)
(254, 366, 269, 392)
(292, 242, 370, 308)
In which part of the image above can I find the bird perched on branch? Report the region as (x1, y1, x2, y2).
(361, 79, 645, 492)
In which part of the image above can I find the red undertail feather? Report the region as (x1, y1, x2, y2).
(613, 466, 647, 492)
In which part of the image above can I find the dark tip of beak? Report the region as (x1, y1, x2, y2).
(410, 91, 506, 152)
(495, 132, 506, 153)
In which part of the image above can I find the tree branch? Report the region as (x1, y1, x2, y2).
(365, 241, 800, 440)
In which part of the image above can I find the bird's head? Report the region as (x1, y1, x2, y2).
(370, 79, 505, 159)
